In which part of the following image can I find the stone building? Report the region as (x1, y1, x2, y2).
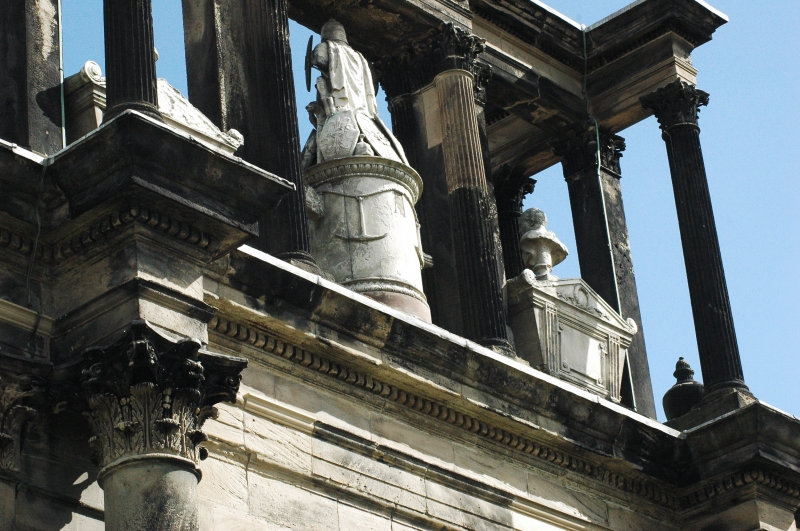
(1, 0, 799, 530)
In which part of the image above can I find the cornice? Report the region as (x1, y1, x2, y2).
(210, 311, 800, 518)
(680, 467, 800, 509)
(0, 198, 221, 265)
(0, 299, 54, 337)
(208, 313, 680, 509)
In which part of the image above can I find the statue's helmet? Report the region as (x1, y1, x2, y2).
(321, 19, 348, 43)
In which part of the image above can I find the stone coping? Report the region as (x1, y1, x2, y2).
(229, 246, 680, 464)
(50, 110, 293, 219)
(219, 245, 800, 490)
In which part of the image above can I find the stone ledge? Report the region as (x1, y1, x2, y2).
(210, 247, 683, 474)
(205, 244, 800, 519)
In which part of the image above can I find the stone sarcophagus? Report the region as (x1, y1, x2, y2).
(508, 271, 638, 403)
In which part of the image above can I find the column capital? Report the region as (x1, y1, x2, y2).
(641, 80, 709, 133)
(80, 320, 246, 470)
(473, 61, 493, 107)
(376, 23, 486, 99)
(0, 371, 45, 474)
(554, 124, 626, 178)
(494, 166, 535, 214)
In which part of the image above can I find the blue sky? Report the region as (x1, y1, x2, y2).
(61, 0, 799, 421)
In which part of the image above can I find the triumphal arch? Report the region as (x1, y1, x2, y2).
(1, 0, 798, 529)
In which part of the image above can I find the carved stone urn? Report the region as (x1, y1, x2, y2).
(305, 156, 431, 322)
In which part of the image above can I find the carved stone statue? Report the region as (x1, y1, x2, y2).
(301, 19, 407, 170)
(300, 20, 430, 322)
(519, 208, 568, 280)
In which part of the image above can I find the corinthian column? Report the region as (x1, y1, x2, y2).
(435, 61, 511, 353)
(182, 0, 317, 271)
(378, 24, 511, 351)
(641, 80, 747, 395)
(556, 125, 655, 417)
(103, 0, 162, 121)
(80, 321, 246, 531)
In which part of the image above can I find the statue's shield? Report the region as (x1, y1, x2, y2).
(356, 113, 402, 163)
(305, 36, 314, 92)
(318, 111, 359, 161)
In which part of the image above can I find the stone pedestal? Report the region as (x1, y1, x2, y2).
(306, 156, 431, 322)
(508, 271, 637, 403)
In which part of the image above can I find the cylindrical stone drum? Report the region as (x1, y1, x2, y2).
(306, 156, 431, 322)
(99, 455, 200, 531)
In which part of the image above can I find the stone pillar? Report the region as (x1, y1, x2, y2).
(103, 0, 162, 121)
(379, 24, 511, 352)
(0, 0, 63, 154)
(494, 167, 535, 280)
(181, 0, 317, 271)
(473, 63, 507, 289)
(556, 125, 655, 418)
(641, 80, 747, 395)
(435, 67, 511, 352)
(80, 321, 246, 531)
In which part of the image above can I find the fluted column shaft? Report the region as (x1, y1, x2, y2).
(242, 0, 314, 266)
(103, 0, 161, 121)
(642, 81, 747, 394)
(0, 0, 63, 154)
(181, 0, 316, 269)
(435, 69, 511, 351)
(494, 167, 535, 280)
(557, 127, 655, 417)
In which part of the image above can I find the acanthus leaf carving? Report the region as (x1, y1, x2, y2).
(376, 23, 487, 99)
(79, 320, 246, 469)
(640, 80, 709, 134)
(554, 122, 625, 178)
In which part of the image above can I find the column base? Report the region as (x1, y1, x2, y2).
(666, 388, 756, 430)
(278, 251, 324, 277)
(99, 454, 200, 531)
(479, 338, 516, 359)
(104, 102, 163, 123)
(359, 289, 432, 323)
